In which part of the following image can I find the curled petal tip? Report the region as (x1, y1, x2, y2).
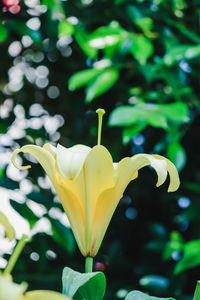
(11, 149, 32, 170)
(167, 181, 180, 193)
(167, 170, 180, 192)
(152, 154, 180, 193)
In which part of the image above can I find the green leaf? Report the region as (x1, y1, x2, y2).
(49, 218, 75, 254)
(174, 240, 200, 275)
(109, 103, 167, 129)
(75, 28, 97, 58)
(58, 20, 74, 36)
(68, 69, 101, 91)
(126, 6, 153, 33)
(85, 69, 119, 103)
(193, 281, 200, 300)
(168, 142, 186, 171)
(130, 35, 154, 65)
(109, 105, 141, 126)
(109, 102, 189, 130)
(161, 102, 189, 123)
(10, 199, 39, 229)
(136, 17, 153, 33)
(87, 21, 128, 51)
(62, 267, 106, 300)
(164, 45, 200, 66)
(147, 111, 168, 129)
(125, 290, 175, 300)
(0, 24, 8, 42)
(88, 27, 122, 49)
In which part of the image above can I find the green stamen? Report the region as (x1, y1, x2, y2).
(4, 234, 29, 275)
(96, 108, 105, 145)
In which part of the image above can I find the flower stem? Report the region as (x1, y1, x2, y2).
(96, 108, 105, 145)
(4, 234, 28, 275)
(85, 256, 93, 273)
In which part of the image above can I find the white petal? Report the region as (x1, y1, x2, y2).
(56, 144, 91, 180)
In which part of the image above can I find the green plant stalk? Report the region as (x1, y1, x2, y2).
(4, 234, 28, 274)
(85, 256, 93, 273)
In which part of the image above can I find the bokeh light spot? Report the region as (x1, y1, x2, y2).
(178, 197, 191, 209)
(8, 41, 22, 57)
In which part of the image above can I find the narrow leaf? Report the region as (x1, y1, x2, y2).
(69, 69, 100, 91)
(75, 29, 97, 58)
(85, 69, 119, 103)
(109, 105, 141, 126)
(130, 35, 154, 65)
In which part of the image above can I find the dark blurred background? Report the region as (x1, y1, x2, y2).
(1, 0, 200, 299)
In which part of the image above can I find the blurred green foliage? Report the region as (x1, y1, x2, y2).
(1, 0, 200, 299)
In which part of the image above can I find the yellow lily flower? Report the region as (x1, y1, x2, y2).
(0, 274, 71, 300)
(11, 109, 180, 258)
(0, 273, 27, 300)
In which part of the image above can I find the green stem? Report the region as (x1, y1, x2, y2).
(85, 256, 93, 273)
(4, 234, 28, 275)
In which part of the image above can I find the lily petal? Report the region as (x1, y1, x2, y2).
(91, 154, 179, 255)
(84, 145, 115, 253)
(84, 145, 115, 211)
(24, 290, 71, 300)
(43, 143, 57, 158)
(153, 155, 180, 192)
(10, 145, 56, 183)
(54, 168, 86, 256)
(56, 144, 91, 180)
(90, 155, 152, 255)
(134, 154, 168, 188)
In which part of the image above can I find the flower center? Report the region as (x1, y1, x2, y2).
(96, 108, 105, 145)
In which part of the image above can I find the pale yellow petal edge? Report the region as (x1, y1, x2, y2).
(24, 290, 72, 300)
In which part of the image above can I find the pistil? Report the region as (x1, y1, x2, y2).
(96, 108, 105, 145)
